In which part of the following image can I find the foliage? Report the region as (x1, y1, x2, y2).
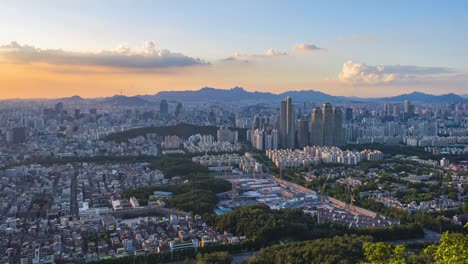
(103, 122, 247, 142)
(363, 242, 406, 264)
(123, 178, 230, 213)
(196, 251, 232, 264)
(311, 223, 424, 242)
(168, 190, 220, 215)
(247, 235, 372, 264)
(149, 155, 210, 178)
(207, 204, 315, 246)
(431, 232, 468, 264)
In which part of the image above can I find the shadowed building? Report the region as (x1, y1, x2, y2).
(322, 103, 334, 146)
(310, 108, 323, 146)
(296, 118, 309, 148)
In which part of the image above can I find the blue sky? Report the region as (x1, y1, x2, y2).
(0, 0, 467, 98)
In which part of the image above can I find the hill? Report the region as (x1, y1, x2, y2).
(143, 87, 277, 103)
(103, 123, 247, 142)
(375, 91, 464, 103)
(142, 87, 464, 104)
(101, 95, 155, 106)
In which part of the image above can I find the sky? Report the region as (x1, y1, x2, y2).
(0, 0, 467, 99)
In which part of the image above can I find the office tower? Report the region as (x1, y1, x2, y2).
(55, 102, 64, 114)
(160, 100, 169, 116)
(279, 97, 296, 148)
(296, 118, 309, 148)
(322, 103, 334, 146)
(279, 100, 287, 147)
(286, 97, 296, 148)
(404, 100, 411, 113)
(393, 105, 401, 116)
(333, 107, 344, 146)
(345, 107, 353, 121)
(74, 109, 81, 119)
(310, 108, 323, 146)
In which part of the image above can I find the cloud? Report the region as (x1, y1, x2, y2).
(223, 48, 288, 62)
(292, 43, 326, 52)
(0, 41, 208, 69)
(338, 60, 453, 85)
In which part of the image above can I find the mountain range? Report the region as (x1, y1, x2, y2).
(138, 87, 465, 104)
(10, 87, 465, 106)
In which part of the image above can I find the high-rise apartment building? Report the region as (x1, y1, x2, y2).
(345, 107, 353, 121)
(333, 107, 344, 146)
(404, 100, 411, 113)
(322, 103, 334, 146)
(310, 108, 323, 146)
(279, 97, 296, 148)
(296, 118, 309, 148)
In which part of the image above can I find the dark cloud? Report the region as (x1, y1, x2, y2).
(0, 41, 208, 69)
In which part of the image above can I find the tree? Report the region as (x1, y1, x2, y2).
(432, 232, 468, 264)
(363, 242, 393, 263)
(196, 251, 232, 264)
(363, 243, 407, 264)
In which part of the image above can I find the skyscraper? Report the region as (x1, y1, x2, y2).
(404, 100, 411, 113)
(279, 100, 287, 147)
(345, 107, 353, 122)
(310, 108, 323, 146)
(279, 97, 296, 148)
(333, 107, 344, 146)
(296, 118, 309, 148)
(322, 103, 334, 146)
(160, 100, 169, 116)
(286, 97, 296, 149)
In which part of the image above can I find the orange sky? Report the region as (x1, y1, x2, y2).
(0, 56, 466, 99)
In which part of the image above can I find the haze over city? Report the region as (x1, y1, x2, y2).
(1, 0, 468, 99)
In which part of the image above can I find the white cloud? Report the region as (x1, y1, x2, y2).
(223, 48, 288, 62)
(338, 60, 453, 85)
(0, 41, 208, 69)
(292, 43, 326, 51)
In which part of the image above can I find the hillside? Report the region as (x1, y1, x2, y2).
(104, 123, 247, 142)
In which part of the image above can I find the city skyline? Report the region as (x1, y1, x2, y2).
(1, 1, 468, 99)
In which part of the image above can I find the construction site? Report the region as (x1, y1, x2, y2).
(214, 172, 400, 228)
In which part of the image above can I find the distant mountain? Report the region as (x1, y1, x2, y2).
(101, 95, 155, 106)
(143, 87, 277, 103)
(143, 87, 354, 103)
(145, 87, 465, 104)
(278, 90, 350, 102)
(6, 87, 463, 104)
(375, 92, 464, 103)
